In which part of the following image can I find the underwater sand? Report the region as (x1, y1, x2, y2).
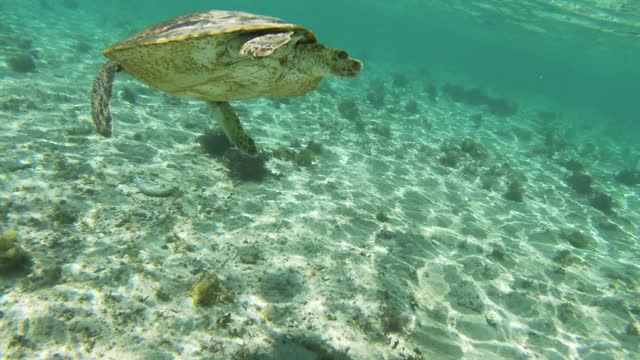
(1, 2, 639, 360)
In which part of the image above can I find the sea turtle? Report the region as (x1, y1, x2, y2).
(91, 10, 362, 156)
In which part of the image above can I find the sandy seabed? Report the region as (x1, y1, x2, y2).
(1, 3, 639, 360)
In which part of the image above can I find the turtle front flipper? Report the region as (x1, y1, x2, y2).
(91, 61, 122, 137)
(208, 101, 258, 157)
(240, 32, 294, 57)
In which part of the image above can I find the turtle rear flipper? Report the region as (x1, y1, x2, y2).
(208, 101, 258, 157)
(91, 61, 122, 137)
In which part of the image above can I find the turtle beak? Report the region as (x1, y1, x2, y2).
(347, 59, 363, 77)
(335, 58, 362, 78)
(331, 49, 362, 78)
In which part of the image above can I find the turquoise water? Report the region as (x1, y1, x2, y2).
(1, 1, 639, 359)
(75, 0, 640, 142)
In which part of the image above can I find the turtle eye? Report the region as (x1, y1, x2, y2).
(337, 51, 348, 60)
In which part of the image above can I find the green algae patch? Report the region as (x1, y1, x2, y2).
(191, 273, 234, 307)
(0, 229, 32, 274)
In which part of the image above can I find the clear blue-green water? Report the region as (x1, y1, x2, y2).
(1, 1, 639, 359)
(79, 0, 640, 142)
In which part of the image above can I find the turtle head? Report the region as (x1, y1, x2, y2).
(328, 49, 362, 78)
(299, 44, 362, 78)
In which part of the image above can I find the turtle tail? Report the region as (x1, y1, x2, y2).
(91, 61, 122, 137)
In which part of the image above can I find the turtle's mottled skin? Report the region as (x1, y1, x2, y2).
(91, 10, 362, 156)
(90, 61, 121, 137)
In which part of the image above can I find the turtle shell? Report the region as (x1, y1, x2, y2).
(103, 10, 320, 101)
